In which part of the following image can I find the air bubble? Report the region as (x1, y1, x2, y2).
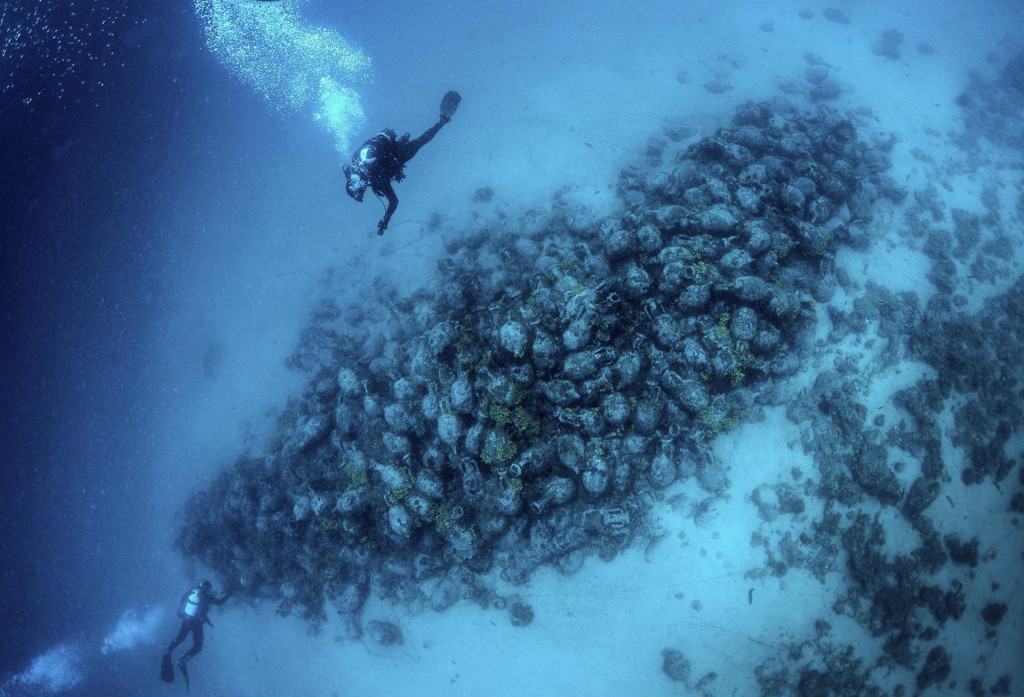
(1, 0, 128, 105)
(194, 0, 372, 154)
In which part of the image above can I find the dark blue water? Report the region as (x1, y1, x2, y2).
(2, 1, 192, 674)
(1, 0, 403, 685)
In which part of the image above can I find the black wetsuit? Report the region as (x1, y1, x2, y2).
(166, 587, 230, 664)
(358, 115, 450, 232)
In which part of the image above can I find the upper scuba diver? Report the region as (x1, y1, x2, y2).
(161, 579, 233, 690)
(344, 91, 461, 235)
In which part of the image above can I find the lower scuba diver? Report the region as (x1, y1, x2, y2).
(161, 579, 232, 689)
(344, 90, 461, 235)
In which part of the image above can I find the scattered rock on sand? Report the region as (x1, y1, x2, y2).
(872, 29, 904, 60)
(823, 7, 851, 24)
(662, 648, 691, 683)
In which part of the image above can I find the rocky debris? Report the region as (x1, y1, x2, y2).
(871, 29, 904, 60)
(907, 182, 1016, 290)
(916, 646, 952, 693)
(980, 602, 1007, 627)
(777, 354, 1019, 673)
(822, 8, 851, 24)
(909, 276, 1024, 485)
(742, 52, 1024, 696)
(662, 648, 691, 683)
(762, 257, 1024, 681)
(827, 281, 922, 370)
(889, 379, 945, 480)
(754, 630, 886, 697)
(366, 620, 402, 646)
(786, 371, 904, 507)
(957, 52, 1024, 149)
(661, 648, 717, 692)
(507, 597, 535, 627)
(971, 674, 1013, 696)
(838, 514, 930, 659)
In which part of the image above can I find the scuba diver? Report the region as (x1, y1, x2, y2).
(344, 90, 461, 235)
(161, 579, 232, 689)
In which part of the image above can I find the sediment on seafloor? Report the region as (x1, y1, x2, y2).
(176, 98, 906, 637)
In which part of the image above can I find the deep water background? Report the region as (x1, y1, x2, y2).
(1, 1, 197, 672)
(0, 0, 489, 677)
(3, 0, 1023, 693)
(0, 0, 335, 675)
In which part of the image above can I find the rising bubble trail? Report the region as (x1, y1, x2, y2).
(194, 0, 372, 154)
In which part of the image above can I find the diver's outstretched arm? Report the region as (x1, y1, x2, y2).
(378, 183, 399, 234)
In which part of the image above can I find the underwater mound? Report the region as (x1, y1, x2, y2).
(176, 98, 904, 637)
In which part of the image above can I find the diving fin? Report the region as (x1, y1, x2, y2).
(178, 658, 191, 692)
(160, 652, 174, 683)
(440, 91, 461, 120)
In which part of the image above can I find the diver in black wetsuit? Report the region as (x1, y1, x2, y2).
(162, 579, 231, 687)
(344, 91, 461, 235)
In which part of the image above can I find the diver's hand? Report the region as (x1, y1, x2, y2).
(377, 220, 387, 235)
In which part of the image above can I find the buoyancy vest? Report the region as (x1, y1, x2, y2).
(352, 129, 406, 187)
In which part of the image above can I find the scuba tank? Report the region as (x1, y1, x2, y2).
(178, 587, 203, 620)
